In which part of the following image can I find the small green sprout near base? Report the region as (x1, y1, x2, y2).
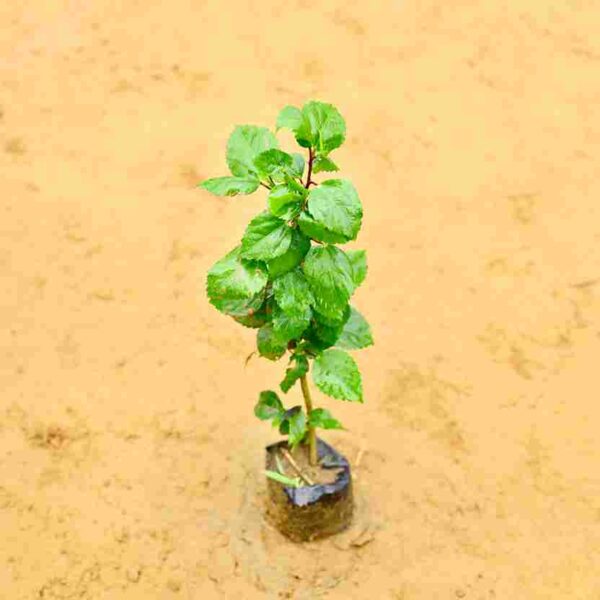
(264, 470, 302, 489)
(200, 101, 373, 470)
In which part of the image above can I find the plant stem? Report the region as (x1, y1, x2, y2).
(299, 146, 318, 468)
(305, 147, 314, 189)
(300, 374, 318, 466)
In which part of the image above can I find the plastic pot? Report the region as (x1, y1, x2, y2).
(264, 437, 353, 542)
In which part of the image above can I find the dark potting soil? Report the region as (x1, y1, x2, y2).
(277, 443, 342, 486)
(265, 438, 354, 542)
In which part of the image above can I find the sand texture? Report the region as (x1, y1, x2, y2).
(1, 1, 599, 598)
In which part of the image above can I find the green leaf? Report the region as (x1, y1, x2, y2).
(253, 149, 293, 178)
(292, 339, 322, 357)
(312, 155, 339, 174)
(208, 294, 264, 319)
(206, 247, 268, 317)
(335, 307, 373, 350)
(280, 354, 309, 393)
(271, 269, 314, 343)
(285, 176, 310, 196)
(295, 101, 346, 153)
(308, 305, 351, 349)
(268, 183, 305, 220)
(241, 212, 293, 261)
(264, 470, 302, 488)
(273, 269, 314, 313)
(314, 305, 351, 327)
(306, 179, 362, 241)
(226, 125, 278, 178)
(346, 250, 367, 288)
(257, 323, 287, 361)
(199, 176, 260, 196)
(276, 105, 303, 132)
(254, 390, 284, 421)
(312, 349, 363, 402)
(302, 245, 355, 322)
(287, 409, 307, 449)
(309, 408, 343, 430)
(278, 405, 301, 434)
(233, 304, 269, 328)
(272, 303, 311, 344)
(291, 153, 305, 177)
(267, 229, 311, 278)
(298, 211, 348, 244)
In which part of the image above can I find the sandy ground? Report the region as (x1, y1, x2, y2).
(1, 1, 599, 598)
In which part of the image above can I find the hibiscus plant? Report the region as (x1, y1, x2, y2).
(200, 100, 373, 468)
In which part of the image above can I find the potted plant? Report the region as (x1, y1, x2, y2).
(199, 100, 373, 542)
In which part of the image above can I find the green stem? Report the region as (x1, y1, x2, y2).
(300, 374, 318, 466)
(292, 147, 315, 221)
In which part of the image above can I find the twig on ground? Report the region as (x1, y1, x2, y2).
(274, 452, 286, 475)
(280, 448, 315, 486)
(355, 447, 365, 468)
(570, 278, 599, 289)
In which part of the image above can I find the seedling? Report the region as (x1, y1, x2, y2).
(200, 100, 373, 472)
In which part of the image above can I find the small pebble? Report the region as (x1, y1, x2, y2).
(126, 567, 141, 583)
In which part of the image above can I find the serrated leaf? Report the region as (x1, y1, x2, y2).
(268, 184, 305, 220)
(253, 149, 293, 178)
(312, 349, 363, 402)
(298, 211, 348, 244)
(272, 303, 311, 344)
(280, 354, 309, 393)
(206, 247, 268, 317)
(291, 153, 305, 177)
(295, 101, 346, 153)
(257, 323, 287, 361)
(312, 155, 339, 174)
(276, 105, 303, 132)
(314, 305, 351, 327)
(309, 408, 343, 430)
(267, 229, 311, 278)
(207, 293, 265, 319)
(335, 307, 373, 350)
(271, 268, 314, 342)
(302, 245, 355, 321)
(233, 304, 269, 328)
(199, 176, 260, 196)
(273, 269, 314, 313)
(285, 175, 310, 196)
(226, 125, 278, 178)
(346, 250, 367, 288)
(308, 305, 351, 349)
(241, 212, 293, 261)
(254, 390, 284, 421)
(287, 409, 307, 449)
(278, 405, 301, 434)
(306, 179, 362, 241)
(292, 340, 322, 357)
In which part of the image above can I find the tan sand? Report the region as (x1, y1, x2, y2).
(1, 1, 599, 598)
